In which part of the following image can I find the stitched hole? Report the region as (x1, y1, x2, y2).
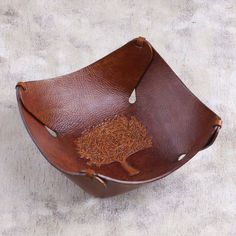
(45, 126, 57, 137)
(178, 153, 186, 161)
(129, 89, 136, 104)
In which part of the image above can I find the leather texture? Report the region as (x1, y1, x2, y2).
(16, 37, 222, 197)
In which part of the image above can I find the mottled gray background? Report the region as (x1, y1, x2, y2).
(0, 0, 235, 235)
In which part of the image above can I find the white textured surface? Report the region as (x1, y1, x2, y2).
(0, 1, 235, 235)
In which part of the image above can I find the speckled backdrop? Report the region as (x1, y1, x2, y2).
(0, 0, 235, 235)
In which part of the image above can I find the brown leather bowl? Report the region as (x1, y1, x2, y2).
(16, 37, 222, 197)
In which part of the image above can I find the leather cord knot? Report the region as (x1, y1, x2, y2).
(136, 36, 146, 47)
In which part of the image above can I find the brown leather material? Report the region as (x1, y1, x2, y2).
(16, 37, 222, 197)
(16, 39, 153, 136)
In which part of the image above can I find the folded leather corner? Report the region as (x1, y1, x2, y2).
(214, 118, 222, 128)
(15, 81, 26, 90)
(202, 118, 222, 150)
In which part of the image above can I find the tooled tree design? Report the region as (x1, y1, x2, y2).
(75, 115, 152, 176)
